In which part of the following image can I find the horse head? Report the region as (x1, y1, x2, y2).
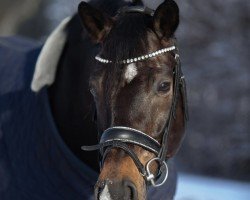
(78, 0, 188, 199)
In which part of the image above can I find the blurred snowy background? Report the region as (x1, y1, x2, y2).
(0, 0, 249, 199)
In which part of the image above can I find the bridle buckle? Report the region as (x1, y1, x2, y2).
(145, 158, 168, 187)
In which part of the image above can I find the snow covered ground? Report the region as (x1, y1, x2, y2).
(175, 173, 250, 200)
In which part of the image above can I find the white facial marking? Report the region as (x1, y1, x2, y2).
(99, 185, 112, 200)
(124, 63, 138, 83)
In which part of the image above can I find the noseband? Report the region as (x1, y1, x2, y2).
(81, 7, 189, 188)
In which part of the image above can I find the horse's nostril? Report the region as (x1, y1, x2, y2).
(124, 180, 137, 200)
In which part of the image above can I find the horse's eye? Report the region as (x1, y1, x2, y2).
(158, 81, 171, 92)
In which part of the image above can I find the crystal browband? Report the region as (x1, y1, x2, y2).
(95, 45, 176, 64)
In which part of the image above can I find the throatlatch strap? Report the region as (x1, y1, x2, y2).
(158, 53, 182, 161)
(180, 72, 189, 121)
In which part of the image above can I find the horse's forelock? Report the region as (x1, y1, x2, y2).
(101, 13, 152, 63)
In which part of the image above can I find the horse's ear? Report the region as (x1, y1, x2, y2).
(78, 2, 113, 43)
(153, 0, 179, 38)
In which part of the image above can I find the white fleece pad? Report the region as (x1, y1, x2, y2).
(31, 16, 71, 92)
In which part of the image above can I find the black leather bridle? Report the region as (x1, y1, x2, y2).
(81, 7, 189, 187)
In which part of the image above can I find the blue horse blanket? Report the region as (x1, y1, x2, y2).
(0, 37, 97, 200)
(0, 37, 176, 200)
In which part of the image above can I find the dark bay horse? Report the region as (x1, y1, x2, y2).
(31, 0, 188, 199)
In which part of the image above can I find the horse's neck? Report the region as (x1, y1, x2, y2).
(48, 15, 99, 171)
(47, 0, 132, 173)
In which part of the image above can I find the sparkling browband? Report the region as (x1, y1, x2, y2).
(95, 45, 176, 64)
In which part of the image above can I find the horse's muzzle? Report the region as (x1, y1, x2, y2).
(95, 179, 138, 200)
